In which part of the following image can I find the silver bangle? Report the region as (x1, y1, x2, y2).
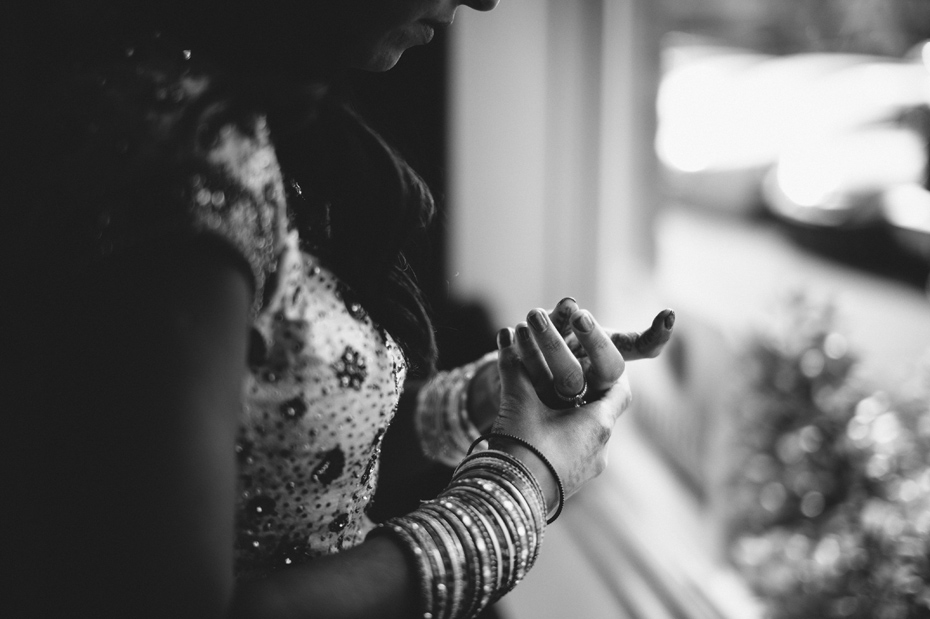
(370, 449, 546, 619)
(414, 352, 496, 466)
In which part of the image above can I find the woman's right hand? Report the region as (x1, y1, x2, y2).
(467, 299, 673, 430)
(530, 297, 674, 407)
(488, 327, 634, 511)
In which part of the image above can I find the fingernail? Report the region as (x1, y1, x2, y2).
(516, 324, 532, 342)
(528, 310, 548, 333)
(664, 309, 676, 329)
(497, 327, 513, 348)
(558, 296, 577, 306)
(572, 310, 594, 333)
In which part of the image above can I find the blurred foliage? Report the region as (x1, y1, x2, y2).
(724, 293, 930, 618)
(662, 0, 930, 56)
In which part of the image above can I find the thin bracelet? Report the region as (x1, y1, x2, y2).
(468, 432, 565, 524)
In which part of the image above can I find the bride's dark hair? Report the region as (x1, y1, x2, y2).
(4, 0, 440, 374)
(268, 90, 440, 375)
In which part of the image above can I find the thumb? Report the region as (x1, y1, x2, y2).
(495, 327, 536, 402)
(595, 373, 633, 425)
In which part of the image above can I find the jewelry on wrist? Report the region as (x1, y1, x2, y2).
(468, 432, 565, 524)
(370, 448, 546, 619)
(414, 352, 497, 466)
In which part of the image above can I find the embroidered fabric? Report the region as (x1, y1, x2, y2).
(35, 48, 409, 580)
(28, 45, 284, 316)
(236, 229, 408, 579)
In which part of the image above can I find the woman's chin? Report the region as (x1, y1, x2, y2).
(355, 50, 405, 72)
(351, 30, 427, 72)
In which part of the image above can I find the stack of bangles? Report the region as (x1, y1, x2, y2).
(414, 352, 497, 467)
(371, 433, 564, 619)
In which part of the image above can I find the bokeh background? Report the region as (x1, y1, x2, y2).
(355, 1, 930, 617)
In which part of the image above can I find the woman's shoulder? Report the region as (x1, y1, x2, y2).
(26, 42, 288, 313)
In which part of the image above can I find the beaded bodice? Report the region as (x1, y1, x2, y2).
(236, 229, 407, 578)
(35, 46, 408, 581)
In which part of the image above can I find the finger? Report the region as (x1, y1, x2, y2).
(549, 296, 579, 337)
(496, 328, 535, 402)
(515, 322, 553, 398)
(569, 309, 625, 392)
(527, 308, 585, 401)
(592, 372, 633, 427)
(609, 309, 675, 361)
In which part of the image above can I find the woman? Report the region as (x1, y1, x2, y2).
(4, 1, 673, 617)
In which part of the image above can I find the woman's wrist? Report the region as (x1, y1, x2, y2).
(413, 352, 496, 466)
(465, 353, 500, 432)
(491, 443, 558, 512)
(485, 436, 563, 520)
(372, 448, 547, 619)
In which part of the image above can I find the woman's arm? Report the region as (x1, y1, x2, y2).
(232, 536, 417, 619)
(93, 245, 251, 618)
(97, 245, 421, 619)
(102, 248, 631, 618)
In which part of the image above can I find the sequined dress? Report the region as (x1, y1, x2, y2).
(35, 48, 409, 581)
(237, 228, 408, 579)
